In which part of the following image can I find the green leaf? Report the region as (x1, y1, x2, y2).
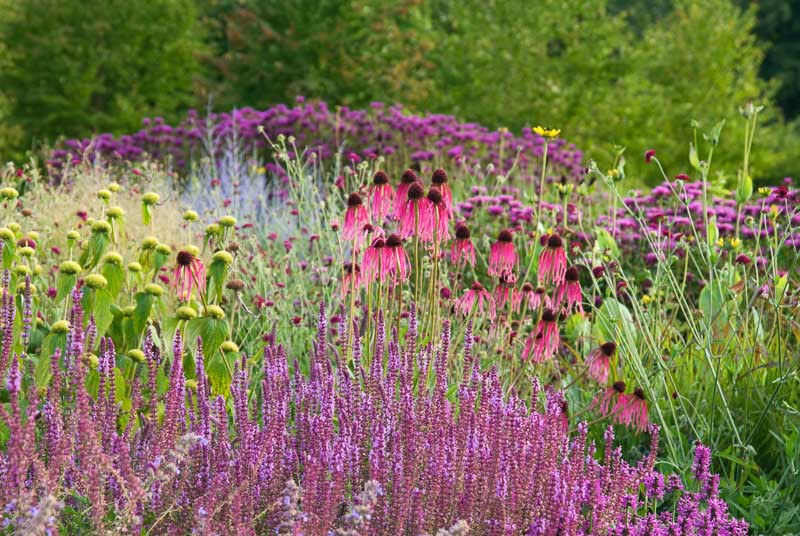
(152, 250, 169, 274)
(133, 292, 154, 339)
(689, 142, 701, 171)
(79, 232, 110, 271)
(593, 297, 634, 343)
(207, 350, 234, 396)
(2, 240, 16, 269)
(94, 289, 115, 338)
(207, 259, 228, 302)
(699, 280, 727, 328)
(186, 316, 229, 360)
(736, 172, 753, 204)
(101, 262, 125, 298)
(142, 203, 152, 226)
(594, 228, 620, 258)
(55, 273, 78, 303)
(34, 353, 53, 389)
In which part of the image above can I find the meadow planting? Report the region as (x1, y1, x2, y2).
(1, 101, 798, 534)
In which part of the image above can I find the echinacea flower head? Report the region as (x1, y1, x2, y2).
(341, 262, 362, 296)
(494, 270, 520, 312)
(395, 169, 418, 216)
(423, 187, 450, 242)
(586, 341, 616, 384)
(173, 249, 206, 302)
(369, 170, 395, 222)
(597, 380, 627, 417)
(399, 182, 432, 240)
(538, 234, 567, 286)
(344, 193, 370, 245)
(451, 223, 476, 267)
(363, 236, 385, 283)
(522, 308, 560, 362)
(431, 168, 453, 216)
(617, 387, 649, 432)
(383, 233, 410, 284)
(555, 265, 583, 314)
(489, 229, 517, 276)
(456, 281, 496, 320)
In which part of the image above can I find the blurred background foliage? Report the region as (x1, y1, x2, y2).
(1, 0, 799, 183)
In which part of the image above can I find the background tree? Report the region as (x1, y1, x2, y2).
(0, 0, 204, 159)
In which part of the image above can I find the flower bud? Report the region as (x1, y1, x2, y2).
(212, 250, 233, 265)
(84, 274, 108, 289)
(204, 304, 225, 319)
(59, 260, 82, 275)
(144, 283, 164, 297)
(220, 340, 239, 353)
(176, 306, 198, 320)
(51, 320, 70, 334)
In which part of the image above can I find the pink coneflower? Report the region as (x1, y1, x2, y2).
(617, 388, 649, 432)
(455, 281, 496, 320)
(522, 309, 559, 362)
(368, 170, 395, 222)
(586, 341, 616, 384)
(451, 223, 476, 267)
(173, 250, 206, 302)
(597, 381, 627, 416)
(494, 271, 520, 312)
(399, 182, 431, 239)
(343, 193, 369, 245)
(395, 169, 418, 216)
(538, 234, 567, 285)
(363, 237, 385, 283)
(489, 229, 517, 276)
(431, 168, 453, 216)
(341, 262, 361, 296)
(423, 187, 450, 242)
(555, 266, 583, 314)
(383, 234, 410, 284)
(525, 285, 552, 311)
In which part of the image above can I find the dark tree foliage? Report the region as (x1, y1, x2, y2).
(0, 0, 203, 153)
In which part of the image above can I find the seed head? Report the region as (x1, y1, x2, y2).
(432, 168, 448, 184)
(600, 341, 617, 356)
(145, 283, 164, 297)
(401, 169, 418, 184)
(212, 250, 234, 265)
(219, 215, 237, 228)
(565, 266, 579, 282)
(372, 171, 389, 185)
(455, 223, 471, 240)
(407, 183, 424, 200)
(59, 261, 82, 275)
(498, 229, 513, 243)
(347, 193, 363, 207)
(176, 250, 195, 267)
(386, 234, 402, 248)
(547, 235, 563, 248)
(84, 274, 108, 290)
(142, 192, 160, 205)
(427, 187, 443, 204)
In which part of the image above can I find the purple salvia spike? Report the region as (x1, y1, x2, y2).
(84, 316, 97, 352)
